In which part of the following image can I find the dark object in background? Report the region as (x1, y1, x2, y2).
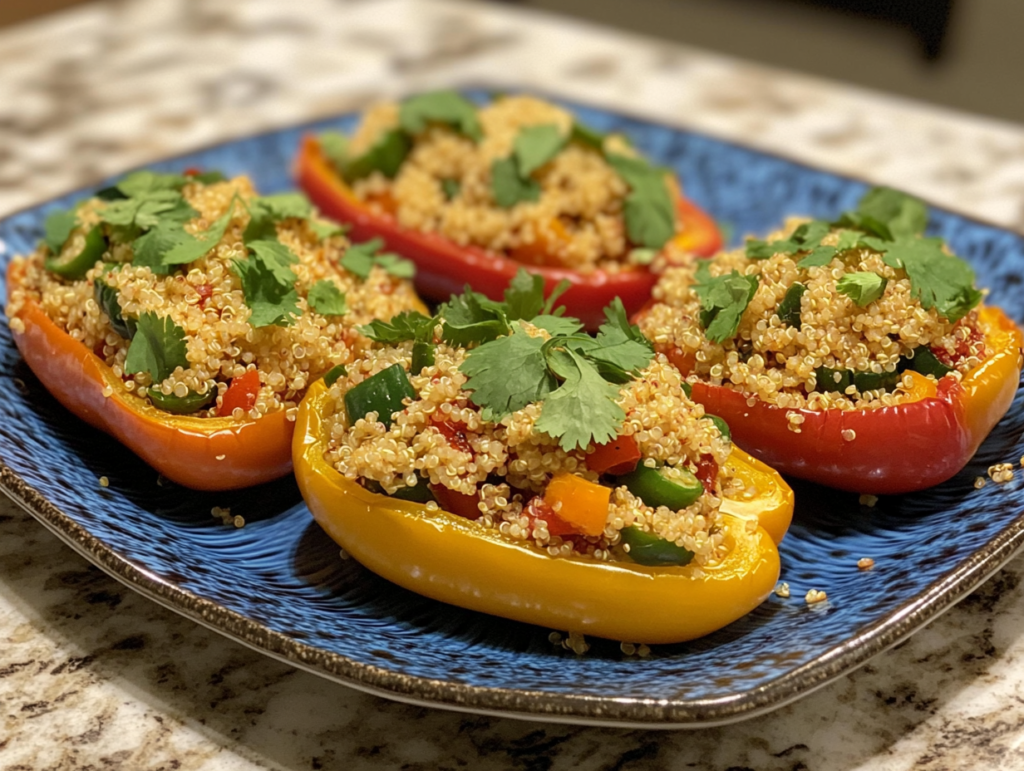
(803, 0, 955, 60)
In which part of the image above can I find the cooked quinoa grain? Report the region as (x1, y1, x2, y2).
(322, 343, 738, 566)
(341, 95, 683, 271)
(6, 174, 423, 419)
(641, 218, 988, 411)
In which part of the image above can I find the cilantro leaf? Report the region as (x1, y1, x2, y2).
(796, 245, 837, 269)
(132, 224, 186, 275)
(835, 230, 863, 251)
(605, 153, 675, 250)
(491, 156, 541, 209)
(503, 269, 548, 321)
(569, 121, 606, 150)
(340, 237, 414, 279)
(747, 220, 831, 261)
(531, 315, 584, 336)
(863, 235, 981, 322)
(161, 202, 236, 267)
(515, 124, 566, 176)
(693, 267, 760, 344)
(838, 187, 928, 241)
(460, 326, 555, 421)
(360, 310, 437, 343)
(307, 280, 348, 316)
(598, 297, 653, 351)
(441, 178, 461, 200)
(345, 128, 411, 181)
(116, 171, 189, 197)
(836, 272, 887, 306)
(339, 237, 382, 278)
(399, 91, 483, 142)
(373, 253, 416, 279)
(777, 283, 806, 328)
(310, 219, 348, 240)
(535, 348, 624, 451)
(231, 255, 300, 327)
(441, 289, 510, 345)
(319, 131, 350, 172)
(247, 239, 299, 286)
(124, 311, 189, 383)
(243, 193, 312, 242)
(43, 209, 77, 254)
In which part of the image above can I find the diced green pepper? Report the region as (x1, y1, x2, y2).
(905, 346, 953, 378)
(777, 282, 806, 328)
(620, 526, 694, 566)
(148, 388, 216, 415)
(706, 414, 731, 440)
(815, 365, 899, 394)
(46, 225, 107, 280)
(390, 479, 436, 503)
(344, 363, 416, 428)
(323, 363, 347, 387)
(617, 464, 704, 510)
(411, 341, 436, 373)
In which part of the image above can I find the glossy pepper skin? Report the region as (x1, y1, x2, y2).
(295, 136, 723, 331)
(7, 260, 295, 491)
(294, 380, 794, 644)
(661, 305, 1024, 495)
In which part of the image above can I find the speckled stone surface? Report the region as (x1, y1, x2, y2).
(3, 0, 1024, 767)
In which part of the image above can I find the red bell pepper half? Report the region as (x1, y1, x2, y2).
(295, 136, 722, 331)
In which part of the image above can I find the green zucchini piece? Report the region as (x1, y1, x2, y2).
(620, 526, 694, 566)
(344, 363, 416, 428)
(617, 464, 704, 511)
(148, 388, 216, 415)
(45, 225, 107, 280)
(905, 346, 953, 378)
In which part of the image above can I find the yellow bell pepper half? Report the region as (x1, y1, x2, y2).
(293, 380, 794, 644)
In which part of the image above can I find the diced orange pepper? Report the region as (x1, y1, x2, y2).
(543, 473, 612, 537)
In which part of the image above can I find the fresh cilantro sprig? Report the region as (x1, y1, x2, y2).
(453, 272, 653, 451)
(836, 272, 887, 307)
(693, 261, 760, 344)
(327, 91, 480, 183)
(340, 237, 416, 279)
(605, 154, 675, 250)
(307, 280, 348, 316)
(490, 123, 568, 209)
(399, 91, 483, 142)
(124, 311, 190, 383)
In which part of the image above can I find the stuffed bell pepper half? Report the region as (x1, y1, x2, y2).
(294, 270, 793, 644)
(296, 91, 722, 330)
(638, 187, 1024, 494)
(5, 169, 425, 490)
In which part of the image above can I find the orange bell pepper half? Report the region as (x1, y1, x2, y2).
(661, 305, 1024, 495)
(293, 379, 792, 643)
(7, 260, 294, 491)
(295, 136, 722, 331)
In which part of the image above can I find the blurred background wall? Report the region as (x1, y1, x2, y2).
(2, 0, 1021, 124)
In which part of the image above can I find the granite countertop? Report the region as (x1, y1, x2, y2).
(3, 0, 1024, 767)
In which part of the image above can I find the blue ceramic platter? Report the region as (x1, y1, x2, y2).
(2, 94, 1024, 728)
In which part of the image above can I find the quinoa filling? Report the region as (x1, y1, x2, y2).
(321, 273, 741, 568)
(5, 171, 423, 420)
(319, 91, 690, 272)
(640, 188, 988, 413)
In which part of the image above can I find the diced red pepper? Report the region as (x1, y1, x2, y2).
(695, 455, 719, 493)
(586, 434, 641, 475)
(220, 369, 261, 415)
(431, 484, 482, 520)
(433, 418, 473, 454)
(524, 495, 579, 537)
